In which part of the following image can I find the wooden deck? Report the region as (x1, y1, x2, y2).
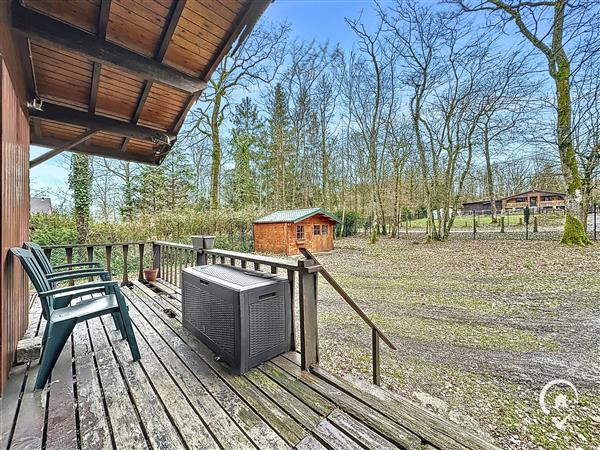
(1, 279, 497, 450)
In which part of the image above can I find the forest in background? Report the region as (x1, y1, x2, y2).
(33, 0, 600, 246)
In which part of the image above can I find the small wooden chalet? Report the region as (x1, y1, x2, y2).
(253, 208, 341, 256)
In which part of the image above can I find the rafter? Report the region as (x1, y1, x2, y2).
(11, 1, 206, 94)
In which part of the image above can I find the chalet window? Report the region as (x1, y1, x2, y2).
(321, 224, 328, 235)
(314, 225, 321, 235)
(296, 225, 304, 240)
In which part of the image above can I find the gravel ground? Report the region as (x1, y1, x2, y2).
(313, 237, 600, 450)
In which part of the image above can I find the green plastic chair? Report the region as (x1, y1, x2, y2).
(11, 248, 140, 389)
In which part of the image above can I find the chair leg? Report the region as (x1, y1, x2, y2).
(111, 313, 127, 339)
(41, 325, 49, 346)
(114, 291, 140, 361)
(35, 320, 76, 390)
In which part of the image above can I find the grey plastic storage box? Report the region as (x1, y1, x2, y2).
(182, 264, 292, 374)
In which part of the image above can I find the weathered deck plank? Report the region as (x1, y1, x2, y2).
(72, 321, 112, 450)
(2, 279, 500, 450)
(86, 317, 149, 449)
(129, 283, 295, 448)
(45, 337, 78, 450)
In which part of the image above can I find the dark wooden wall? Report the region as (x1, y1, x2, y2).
(0, 56, 30, 392)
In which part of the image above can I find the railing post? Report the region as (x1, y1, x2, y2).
(372, 329, 381, 385)
(152, 242, 161, 277)
(287, 269, 296, 351)
(138, 243, 145, 281)
(196, 249, 207, 266)
(105, 245, 112, 278)
(65, 247, 74, 286)
(44, 248, 52, 263)
(86, 246, 94, 281)
(122, 244, 129, 286)
(299, 260, 318, 371)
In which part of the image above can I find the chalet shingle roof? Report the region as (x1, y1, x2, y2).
(254, 208, 340, 224)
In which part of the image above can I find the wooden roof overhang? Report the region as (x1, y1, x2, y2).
(9, 0, 270, 165)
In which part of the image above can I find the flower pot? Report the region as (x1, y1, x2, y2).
(143, 268, 158, 282)
(192, 235, 205, 250)
(203, 236, 215, 249)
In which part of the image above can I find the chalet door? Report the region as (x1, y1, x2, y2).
(530, 197, 537, 207)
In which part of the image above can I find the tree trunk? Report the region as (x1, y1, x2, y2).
(209, 93, 222, 210)
(554, 63, 590, 245)
(483, 123, 497, 223)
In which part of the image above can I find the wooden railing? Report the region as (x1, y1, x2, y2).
(42, 240, 395, 385)
(154, 240, 395, 385)
(42, 241, 151, 285)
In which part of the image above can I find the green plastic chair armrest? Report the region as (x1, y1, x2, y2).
(53, 261, 101, 270)
(39, 280, 118, 298)
(47, 269, 109, 283)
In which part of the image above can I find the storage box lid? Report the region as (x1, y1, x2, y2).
(184, 264, 282, 290)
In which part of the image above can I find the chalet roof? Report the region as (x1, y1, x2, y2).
(500, 189, 566, 200)
(254, 208, 341, 224)
(6, 0, 270, 165)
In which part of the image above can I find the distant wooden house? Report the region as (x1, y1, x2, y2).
(461, 190, 566, 214)
(253, 208, 341, 256)
(501, 190, 566, 211)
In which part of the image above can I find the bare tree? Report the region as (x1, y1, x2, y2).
(450, 0, 600, 244)
(192, 22, 288, 209)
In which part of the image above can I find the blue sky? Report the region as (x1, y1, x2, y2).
(30, 0, 382, 199)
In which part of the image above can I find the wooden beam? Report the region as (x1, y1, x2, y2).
(11, 1, 206, 94)
(89, 0, 111, 113)
(29, 102, 175, 142)
(130, 0, 185, 134)
(89, 63, 101, 113)
(32, 135, 159, 165)
(156, 0, 186, 61)
(97, 0, 111, 39)
(30, 130, 97, 167)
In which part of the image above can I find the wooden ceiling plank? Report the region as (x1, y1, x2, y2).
(172, 0, 269, 132)
(30, 130, 97, 168)
(30, 102, 175, 141)
(12, 1, 206, 94)
(132, 0, 185, 132)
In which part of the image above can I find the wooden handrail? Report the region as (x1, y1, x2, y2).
(299, 247, 395, 386)
(299, 247, 395, 349)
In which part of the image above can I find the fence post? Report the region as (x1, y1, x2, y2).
(287, 269, 296, 351)
(86, 246, 94, 281)
(472, 215, 476, 240)
(594, 203, 598, 241)
(299, 259, 319, 371)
